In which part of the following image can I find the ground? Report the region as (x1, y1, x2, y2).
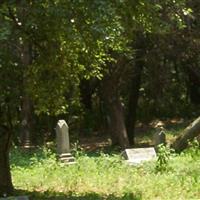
(9, 118, 200, 200)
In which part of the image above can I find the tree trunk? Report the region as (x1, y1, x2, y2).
(187, 65, 200, 105)
(20, 95, 33, 147)
(101, 72, 129, 148)
(171, 116, 200, 152)
(126, 33, 146, 145)
(20, 44, 33, 147)
(79, 79, 93, 110)
(126, 60, 143, 145)
(0, 125, 13, 197)
(108, 97, 129, 149)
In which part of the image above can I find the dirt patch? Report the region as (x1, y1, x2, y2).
(77, 118, 191, 151)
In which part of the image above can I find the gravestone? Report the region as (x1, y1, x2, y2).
(0, 196, 29, 200)
(153, 129, 166, 151)
(122, 147, 156, 165)
(56, 120, 75, 164)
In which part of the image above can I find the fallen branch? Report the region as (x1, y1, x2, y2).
(171, 116, 200, 153)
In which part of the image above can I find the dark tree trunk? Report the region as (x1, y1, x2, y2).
(20, 43, 33, 147)
(20, 95, 33, 147)
(0, 125, 13, 197)
(108, 97, 129, 149)
(171, 116, 200, 153)
(126, 34, 146, 145)
(126, 61, 143, 145)
(79, 79, 93, 110)
(187, 65, 200, 105)
(101, 62, 130, 148)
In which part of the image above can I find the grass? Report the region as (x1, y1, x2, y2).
(10, 139, 200, 200)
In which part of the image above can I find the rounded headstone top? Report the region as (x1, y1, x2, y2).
(155, 121, 164, 128)
(57, 120, 68, 128)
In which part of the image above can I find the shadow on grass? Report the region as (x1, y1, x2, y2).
(10, 147, 54, 168)
(10, 143, 125, 168)
(15, 189, 142, 200)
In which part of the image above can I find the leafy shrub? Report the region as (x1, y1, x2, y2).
(185, 138, 200, 159)
(155, 144, 173, 172)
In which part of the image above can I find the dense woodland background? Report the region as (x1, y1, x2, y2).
(0, 0, 200, 197)
(0, 0, 200, 148)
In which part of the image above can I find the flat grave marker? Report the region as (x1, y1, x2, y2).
(123, 147, 156, 165)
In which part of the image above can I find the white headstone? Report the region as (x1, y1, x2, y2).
(55, 120, 75, 164)
(56, 120, 70, 154)
(123, 147, 156, 165)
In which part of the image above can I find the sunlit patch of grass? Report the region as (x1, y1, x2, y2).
(10, 137, 200, 200)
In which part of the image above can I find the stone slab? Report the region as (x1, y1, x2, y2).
(59, 153, 76, 164)
(123, 147, 156, 165)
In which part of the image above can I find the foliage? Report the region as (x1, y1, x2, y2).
(0, 0, 194, 117)
(10, 143, 200, 200)
(186, 138, 200, 158)
(1, 0, 200, 197)
(155, 144, 173, 172)
(0, 0, 199, 139)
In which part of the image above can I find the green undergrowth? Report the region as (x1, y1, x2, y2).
(10, 142, 200, 200)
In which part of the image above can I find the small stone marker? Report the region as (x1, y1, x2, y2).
(153, 129, 166, 151)
(122, 147, 156, 165)
(56, 120, 75, 164)
(0, 196, 29, 200)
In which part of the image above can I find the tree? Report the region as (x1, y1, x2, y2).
(126, 33, 147, 145)
(0, 125, 13, 196)
(101, 0, 190, 146)
(172, 117, 200, 152)
(0, 0, 195, 195)
(100, 55, 130, 148)
(0, 0, 130, 194)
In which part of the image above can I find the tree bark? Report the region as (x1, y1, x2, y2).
(187, 65, 200, 105)
(126, 33, 146, 145)
(20, 43, 33, 147)
(171, 116, 200, 152)
(79, 79, 93, 111)
(101, 62, 130, 148)
(0, 125, 13, 197)
(108, 97, 129, 149)
(126, 59, 143, 145)
(20, 95, 33, 147)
